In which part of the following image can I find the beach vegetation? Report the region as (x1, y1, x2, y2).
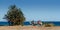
(4, 5, 25, 26)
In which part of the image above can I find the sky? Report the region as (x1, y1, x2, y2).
(0, 0, 60, 22)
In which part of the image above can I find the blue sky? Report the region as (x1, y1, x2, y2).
(0, 0, 60, 22)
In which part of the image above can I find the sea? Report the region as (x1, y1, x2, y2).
(42, 21, 60, 26)
(0, 22, 9, 26)
(0, 21, 60, 26)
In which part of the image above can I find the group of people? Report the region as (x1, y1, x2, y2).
(31, 20, 42, 26)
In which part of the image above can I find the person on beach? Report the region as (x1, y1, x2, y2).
(31, 20, 35, 26)
(37, 20, 42, 26)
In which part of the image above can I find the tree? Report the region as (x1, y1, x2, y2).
(4, 5, 25, 26)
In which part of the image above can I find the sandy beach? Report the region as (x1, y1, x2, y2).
(0, 26, 60, 30)
(20, 26, 60, 30)
(0, 26, 20, 30)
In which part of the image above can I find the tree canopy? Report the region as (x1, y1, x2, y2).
(4, 5, 25, 26)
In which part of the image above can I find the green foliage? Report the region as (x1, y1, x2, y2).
(4, 5, 25, 26)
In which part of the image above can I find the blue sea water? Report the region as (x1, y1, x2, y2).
(24, 21, 60, 26)
(43, 21, 60, 26)
(0, 21, 60, 26)
(0, 22, 9, 26)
